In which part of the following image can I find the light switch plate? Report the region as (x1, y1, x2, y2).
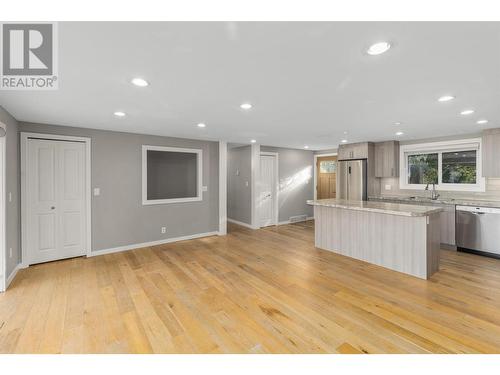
(245, 181, 249, 187)
(202, 186, 208, 192)
(93, 188, 100, 196)
(385, 184, 392, 191)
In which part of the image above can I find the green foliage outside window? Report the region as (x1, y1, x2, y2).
(408, 153, 438, 184)
(442, 151, 476, 184)
(408, 150, 477, 185)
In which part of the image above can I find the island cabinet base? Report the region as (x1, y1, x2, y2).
(314, 206, 441, 279)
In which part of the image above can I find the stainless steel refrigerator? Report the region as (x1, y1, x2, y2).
(337, 159, 367, 201)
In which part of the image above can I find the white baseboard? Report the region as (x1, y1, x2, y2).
(89, 231, 219, 257)
(227, 218, 255, 229)
(5, 263, 22, 289)
(278, 216, 314, 226)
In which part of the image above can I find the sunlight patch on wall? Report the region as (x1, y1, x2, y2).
(279, 166, 312, 208)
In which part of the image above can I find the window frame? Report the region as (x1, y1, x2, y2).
(399, 138, 485, 192)
(142, 145, 203, 205)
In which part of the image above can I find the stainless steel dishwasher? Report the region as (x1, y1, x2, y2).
(456, 205, 500, 258)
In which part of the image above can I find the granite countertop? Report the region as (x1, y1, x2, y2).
(307, 199, 444, 217)
(369, 195, 500, 208)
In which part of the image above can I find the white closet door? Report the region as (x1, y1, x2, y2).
(27, 139, 86, 264)
(259, 154, 276, 227)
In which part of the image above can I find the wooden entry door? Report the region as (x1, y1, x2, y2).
(316, 156, 337, 199)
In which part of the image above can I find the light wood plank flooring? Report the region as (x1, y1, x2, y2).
(1, 221, 500, 353)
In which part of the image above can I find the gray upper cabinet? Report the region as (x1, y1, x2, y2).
(338, 142, 371, 160)
(374, 141, 399, 178)
(482, 128, 500, 177)
(337, 144, 351, 160)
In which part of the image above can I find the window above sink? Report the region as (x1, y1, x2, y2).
(400, 138, 485, 192)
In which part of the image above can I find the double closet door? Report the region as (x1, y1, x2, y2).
(26, 138, 87, 265)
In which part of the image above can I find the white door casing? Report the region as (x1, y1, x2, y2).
(26, 138, 87, 265)
(258, 153, 278, 227)
(0, 125, 5, 291)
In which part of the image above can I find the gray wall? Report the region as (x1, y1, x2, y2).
(261, 146, 314, 222)
(0, 107, 21, 277)
(227, 145, 252, 224)
(146, 150, 198, 200)
(20, 122, 219, 252)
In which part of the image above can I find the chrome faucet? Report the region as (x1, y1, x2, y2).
(425, 183, 440, 200)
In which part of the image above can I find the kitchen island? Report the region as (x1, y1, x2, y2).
(307, 199, 444, 279)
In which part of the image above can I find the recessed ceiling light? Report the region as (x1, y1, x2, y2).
(394, 122, 402, 126)
(395, 131, 404, 136)
(114, 111, 126, 117)
(250, 139, 257, 143)
(366, 42, 391, 56)
(460, 109, 474, 115)
(438, 95, 455, 102)
(197, 123, 206, 128)
(131, 78, 149, 87)
(367, 42, 391, 56)
(240, 103, 252, 110)
(477, 119, 488, 124)
(341, 139, 348, 143)
(304, 145, 309, 149)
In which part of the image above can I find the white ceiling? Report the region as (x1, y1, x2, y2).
(1, 22, 500, 150)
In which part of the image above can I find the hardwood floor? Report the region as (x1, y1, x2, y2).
(1, 221, 500, 353)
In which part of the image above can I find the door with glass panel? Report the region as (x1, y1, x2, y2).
(316, 156, 337, 199)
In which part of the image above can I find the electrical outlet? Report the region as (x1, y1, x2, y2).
(93, 188, 100, 196)
(8, 192, 12, 202)
(385, 184, 392, 191)
(161, 227, 166, 234)
(9, 248, 12, 258)
(245, 181, 249, 187)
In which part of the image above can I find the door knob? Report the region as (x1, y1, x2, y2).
(51, 206, 55, 210)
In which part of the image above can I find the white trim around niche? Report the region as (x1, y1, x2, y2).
(142, 145, 203, 205)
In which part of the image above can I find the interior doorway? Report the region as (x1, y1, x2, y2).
(315, 154, 337, 200)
